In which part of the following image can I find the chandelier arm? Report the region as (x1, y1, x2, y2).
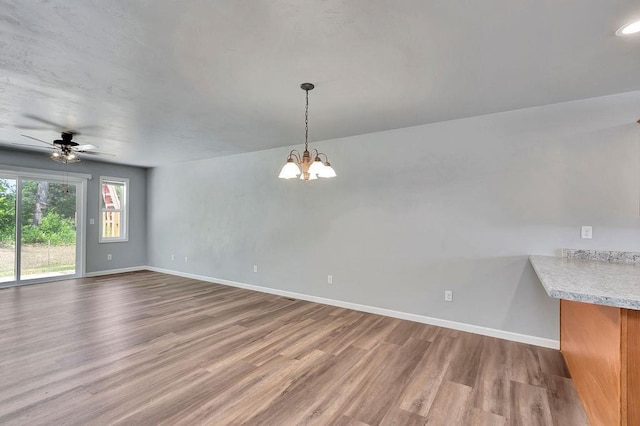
(288, 150, 302, 163)
(316, 152, 329, 162)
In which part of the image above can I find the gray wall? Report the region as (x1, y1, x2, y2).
(0, 148, 147, 272)
(147, 91, 640, 340)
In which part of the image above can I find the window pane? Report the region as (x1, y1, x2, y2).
(101, 183, 123, 211)
(99, 177, 128, 242)
(102, 211, 121, 239)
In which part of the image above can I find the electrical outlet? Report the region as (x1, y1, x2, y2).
(89, 218, 95, 225)
(184, 257, 188, 263)
(445, 290, 453, 302)
(171, 254, 175, 261)
(253, 265, 258, 273)
(581, 226, 593, 239)
(107, 253, 112, 261)
(327, 275, 333, 284)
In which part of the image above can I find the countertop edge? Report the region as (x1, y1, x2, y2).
(529, 255, 640, 311)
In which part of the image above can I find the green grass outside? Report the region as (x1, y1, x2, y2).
(0, 243, 76, 279)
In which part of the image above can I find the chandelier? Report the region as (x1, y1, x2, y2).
(278, 83, 336, 181)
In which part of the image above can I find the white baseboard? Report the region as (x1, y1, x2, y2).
(84, 266, 148, 277)
(145, 266, 560, 349)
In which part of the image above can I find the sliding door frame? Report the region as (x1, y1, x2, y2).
(0, 165, 89, 288)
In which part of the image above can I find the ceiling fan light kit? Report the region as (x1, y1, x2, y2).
(278, 83, 336, 181)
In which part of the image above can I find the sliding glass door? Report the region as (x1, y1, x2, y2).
(20, 179, 78, 280)
(0, 172, 84, 287)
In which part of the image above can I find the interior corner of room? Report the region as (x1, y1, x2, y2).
(0, 1, 639, 424)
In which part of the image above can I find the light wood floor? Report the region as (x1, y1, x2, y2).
(0, 271, 588, 425)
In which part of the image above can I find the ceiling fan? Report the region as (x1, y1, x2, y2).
(15, 132, 114, 164)
(10, 114, 114, 163)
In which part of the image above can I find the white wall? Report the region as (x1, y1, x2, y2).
(147, 91, 640, 342)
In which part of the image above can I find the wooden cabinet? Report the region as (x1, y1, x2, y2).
(561, 300, 640, 425)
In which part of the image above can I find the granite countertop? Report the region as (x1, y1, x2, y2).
(530, 255, 640, 310)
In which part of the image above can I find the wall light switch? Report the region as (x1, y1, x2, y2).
(445, 290, 453, 302)
(327, 275, 333, 284)
(184, 257, 188, 263)
(89, 218, 95, 225)
(581, 226, 593, 239)
(171, 254, 175, 261)
(253, 265, 258, 273)
(107, 253, 112, 261)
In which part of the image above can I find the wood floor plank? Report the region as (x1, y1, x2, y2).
(343, 338, 432, 425)
(236, 317, 330, 367)
(471, 336, 511, 418)
(379, 407, 428, 425)
(543, 373, 589, 425)
(463, 407, 508, 426)
(278, 313, 362, 359)
(294, 343, 397, 425)
(45, 367, 215, 425)
(536, 346, 570, 378)
(445, 331, 484, 387)
(0, 386, 93, 426)
(312, 312, 378, 355)
(166, 355, 306, 425)
(0, 271, 588, 425)
(509, 381, 554, 426)
(242, 345, 367, 425)
(333, 415, 371, 426)
(384, 319, 421, 346)
(424, 380, 473, 424)
(216, 350, 331, 425)
(352, 316, 400, 350)
(113, 361, 258, 425)
(507, 340, 546, 387)
(397, 333, 457, 416)
(410, 322, 442, 342)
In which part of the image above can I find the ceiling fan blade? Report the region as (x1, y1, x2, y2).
(74, 144, 99, 151)
(23, 114, 67, 129)
(21, 114, 103, 134)
(21, 134, 54, 147)
(11, 142, 51, 150)
(79, 150, 115, 157)
(14, 125, 55, 130)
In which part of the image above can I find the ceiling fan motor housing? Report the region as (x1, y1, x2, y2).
(54, 132, 79, 147)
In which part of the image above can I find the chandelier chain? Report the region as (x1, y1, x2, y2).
(304, 89, 309, 152)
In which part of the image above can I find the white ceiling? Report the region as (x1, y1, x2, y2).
(0, 1, 638, 167)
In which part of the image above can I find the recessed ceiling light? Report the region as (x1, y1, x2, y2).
(616, 20, 640, 36)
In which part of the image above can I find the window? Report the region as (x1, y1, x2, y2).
(99, 176, 128, 243)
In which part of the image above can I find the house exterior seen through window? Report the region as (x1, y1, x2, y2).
(99, 177, 129, 243)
